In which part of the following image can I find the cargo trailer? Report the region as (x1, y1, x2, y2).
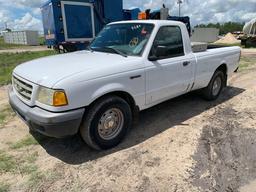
(41, 0, 123, 52)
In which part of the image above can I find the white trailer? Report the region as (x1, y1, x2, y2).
(243, 18, 256, 35)
(3, 31, 39, 46)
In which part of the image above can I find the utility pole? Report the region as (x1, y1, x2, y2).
(177, 0, 183, 17)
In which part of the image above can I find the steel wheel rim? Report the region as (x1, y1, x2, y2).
(98, 108, 124, 140)
(212, 77, 222, 96)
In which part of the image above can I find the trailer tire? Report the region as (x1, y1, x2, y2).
(80, 96, 132, 150)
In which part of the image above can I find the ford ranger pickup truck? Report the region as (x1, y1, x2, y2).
(9, 20, 241, 150)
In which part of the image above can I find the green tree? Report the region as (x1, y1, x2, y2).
(194, 22, 245, 34)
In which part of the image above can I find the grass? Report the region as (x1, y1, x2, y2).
(17, 152, 39, 176)
(39, 36, 46, 45)
(25, 152, 39, 164)
(0, 160, 60, 192)
(0, 36, 46, 49)
(0, 148, 39, 176)
(26, 170, 61, 191)
(0, 37, 27, 50)
(0, 149, 38, 175)
(0, 146, 42, 191)
(27, 171, 46, 189)
(10, 135, 38, 149)
(0, 150, 16, 173)
(0, 182, 10, 192)
(17, 152, 39, 175)
(239, 56, 256, 71)
(0, 105, 15, 126)
(0, 50, 56, 85)
(19, 164, 38, 175)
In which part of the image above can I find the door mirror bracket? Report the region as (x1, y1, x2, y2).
(148, 45, 168, 61)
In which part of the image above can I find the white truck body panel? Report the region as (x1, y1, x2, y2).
(13, 20, 241, 112)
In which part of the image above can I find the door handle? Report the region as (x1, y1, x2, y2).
(130, 75, 142, 80)
(183, 61, 190, 67)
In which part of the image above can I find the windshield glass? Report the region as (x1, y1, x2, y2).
(90, 23, 154, 56)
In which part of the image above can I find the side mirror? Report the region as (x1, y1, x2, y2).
(148, 45, 168, 61)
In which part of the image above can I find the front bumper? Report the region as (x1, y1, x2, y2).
(8, 88, 85, 138)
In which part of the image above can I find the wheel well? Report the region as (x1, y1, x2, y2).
(216, 64, 228, 86)
(90, 91, 137, 110)
(216, 64, 227, 75)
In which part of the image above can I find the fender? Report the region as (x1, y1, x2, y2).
(90, 83, 135, 105)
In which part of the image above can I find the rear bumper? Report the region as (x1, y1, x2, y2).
(8, 88, 85, 138)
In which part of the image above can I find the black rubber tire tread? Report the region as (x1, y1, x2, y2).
(80, 96, 132, 150)
(202, 70, 225, 101)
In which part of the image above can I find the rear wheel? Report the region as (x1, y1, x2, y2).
(80, 96, 132, 150)
(202, 70, 225, 101)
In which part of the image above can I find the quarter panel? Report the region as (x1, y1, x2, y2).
(193, 47, 241, 90)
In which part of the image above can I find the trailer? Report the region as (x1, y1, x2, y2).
(41, 0, 123, 52)
(239, 18, 256, 48)
(41, 1, 191, 52)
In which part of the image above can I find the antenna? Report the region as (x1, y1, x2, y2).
(177, 0, 183, 17)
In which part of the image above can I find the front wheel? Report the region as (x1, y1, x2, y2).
(202, 71, 225, 101)
(80, 96, 132, 150)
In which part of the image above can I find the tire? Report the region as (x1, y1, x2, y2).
(80, 96, 132, 150)
(202, 70, 225, 101)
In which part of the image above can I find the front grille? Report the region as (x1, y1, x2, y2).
(13, 76, 33, 101)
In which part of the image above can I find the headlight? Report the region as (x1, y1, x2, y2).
(37, 86, 68, 107)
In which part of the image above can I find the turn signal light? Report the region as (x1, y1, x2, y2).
(53, 91, 68, 107)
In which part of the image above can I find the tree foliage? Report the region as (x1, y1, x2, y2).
(194, 22, 245, 35)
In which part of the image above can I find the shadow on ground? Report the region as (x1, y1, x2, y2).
(32, 86, 245, 165)
(191, 101, 256, 191)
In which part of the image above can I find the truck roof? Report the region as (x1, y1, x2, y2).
(109, 19, 185, 27)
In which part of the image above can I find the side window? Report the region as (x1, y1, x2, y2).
(150, 26, 184, 59)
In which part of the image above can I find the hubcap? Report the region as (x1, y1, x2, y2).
(98, 108, 124, 140)
(212, 77, 222, 96)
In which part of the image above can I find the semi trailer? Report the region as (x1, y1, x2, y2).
(41, 0, 191, 52)
(41, 0, 123, 52)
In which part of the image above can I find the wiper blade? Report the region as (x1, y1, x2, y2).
(103, 47, 128, 58)
(86, 46, 94, 52)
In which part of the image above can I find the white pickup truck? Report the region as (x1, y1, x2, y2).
(9, 20, 241, 150)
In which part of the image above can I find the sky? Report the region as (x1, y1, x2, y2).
(0, 0, 256, 32)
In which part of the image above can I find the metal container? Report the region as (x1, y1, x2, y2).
(160, 8, 169, 20)
(3, 31, 39, 45)
(41, 0, 123, 51)
(191, 28, 219, 43)
(191, 42, 208, 52)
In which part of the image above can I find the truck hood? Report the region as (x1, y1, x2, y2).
(14, 51, 143, 88)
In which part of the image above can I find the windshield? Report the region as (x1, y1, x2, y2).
(90, 23, 154, 56)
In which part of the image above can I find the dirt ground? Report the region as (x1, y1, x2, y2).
(0, 50, 256, 192)
(0, 46, 50, 54)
